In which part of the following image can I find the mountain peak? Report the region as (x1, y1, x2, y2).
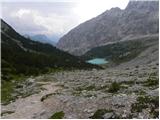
(1, 19, 11, 32)
(125, 0, 159, 11)
(57, 1, 159, 56)
(110, 7, 121, 11)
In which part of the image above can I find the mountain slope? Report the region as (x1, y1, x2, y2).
(57, 1, 159, 56)
(1, 19, 100, 81)
(81, 34, 159, 66)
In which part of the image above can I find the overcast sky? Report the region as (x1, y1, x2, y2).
(1, 0, 129, 41)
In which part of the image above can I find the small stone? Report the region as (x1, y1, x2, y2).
(89, 96, 95, 99)
(122, 110, 127, 118)
(67, 114, 77, 119)
(84, 109, 88, 112)
(18, 96, 22, 98)
(92, 69, 97, 72)
(147, 88, 159, 97)
(28, 78, 35, 84)
(84, 109, 93, 113)
(32, 113, 37, 118)
(138, 113, 144, 119)
(40, 110, 46, 116)
(31, 101, 38, 104)
(103, 112, 113, 119)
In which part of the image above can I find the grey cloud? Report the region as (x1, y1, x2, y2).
(1, 2, 78, 36)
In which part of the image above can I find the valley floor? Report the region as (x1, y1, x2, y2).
(1, 62, 159, 119)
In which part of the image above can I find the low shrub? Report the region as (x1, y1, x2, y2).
(89, 109, 113, 119)
(49, 111, 65, 119)
(108, 82, 120, 93)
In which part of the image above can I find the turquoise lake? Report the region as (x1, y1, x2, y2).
(86, 58, 108, 65)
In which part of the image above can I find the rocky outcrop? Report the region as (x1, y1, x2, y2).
(57, 1, 159, 56)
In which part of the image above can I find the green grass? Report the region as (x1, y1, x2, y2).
(1, 75, 26, 105)
(131, 96, 149, 112)
(143, 73, 158, 87)
(85, 85, 96, 91)
(49, 111, 65, 119)
(134, 90, 147, 95)
(1, 74, 45, 105)
(97, 85, 109, 90)
(72, 84, 109, 97)
(1, 81, 15, 105)
(120, 80, 135, 85)
(73, 81, 134, 95)
(74, 84, 96, 91)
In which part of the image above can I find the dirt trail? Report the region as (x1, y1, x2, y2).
(1, 82, 61, 119)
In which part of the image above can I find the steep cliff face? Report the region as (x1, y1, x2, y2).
(57, 1, 159, 56)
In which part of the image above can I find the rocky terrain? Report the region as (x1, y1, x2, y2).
(57, 1, 159, 55)
(1, 56, 159, 119)
(1, 1, 159, 119)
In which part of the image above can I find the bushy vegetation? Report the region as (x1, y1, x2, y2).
(49, 111, 65, 119)
(1, 81, 16, 104)
(1, 75, 27, 104)
(75, 84, 96, 91)
(143, 72, 159, 87)
(108, 82, 120, 93)
(1, 111, 14, 116)
(120, 80, 135, 86)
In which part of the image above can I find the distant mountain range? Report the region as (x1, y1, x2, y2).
(24, 34, 57, 46)
(57, 1, 159, 56)
(1, 19, 99, 81)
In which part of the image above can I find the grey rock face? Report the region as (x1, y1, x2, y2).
(57, 1, 159, 56)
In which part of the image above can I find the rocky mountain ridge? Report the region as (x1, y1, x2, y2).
(57, 1, 159, 55)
